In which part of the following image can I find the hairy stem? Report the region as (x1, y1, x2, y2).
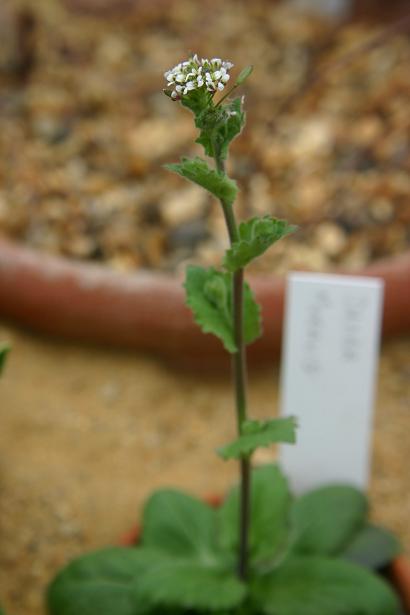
(216, 155, 250, 582)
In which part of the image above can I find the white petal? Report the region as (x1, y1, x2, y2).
(217, 82, 224, 91)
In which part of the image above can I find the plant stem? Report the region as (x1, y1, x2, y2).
(216, 155, 251, 582)
(234, 268, 251, 581)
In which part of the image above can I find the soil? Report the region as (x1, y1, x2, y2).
(0, 321, 409, 615)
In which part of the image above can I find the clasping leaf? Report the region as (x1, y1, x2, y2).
(165, 157, 238, 206)
(218, 417, 297, 460)
(184, 266, 261, 353)
(196, 97, 246, 160)
(223, 216, 297, 272)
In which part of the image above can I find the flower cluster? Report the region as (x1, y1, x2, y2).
(164, 54, 233, 100)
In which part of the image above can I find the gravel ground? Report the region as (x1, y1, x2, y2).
(0, 322, 409, 615)
(0, 0, 409, 275)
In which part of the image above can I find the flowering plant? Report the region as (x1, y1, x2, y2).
(47, 56, 401, 615)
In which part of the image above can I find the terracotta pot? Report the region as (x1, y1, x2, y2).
(390, 556, 410, 614)
(351, 0, 410, 22)
(0, 238, 409, 367)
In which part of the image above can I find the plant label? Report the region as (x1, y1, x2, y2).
(279, 272, 384, 492)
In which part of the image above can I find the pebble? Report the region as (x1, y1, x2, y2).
(64, 235, 97, 259)
(290, 117, 334, 160)
(315, 222, 348, 258)
(127, 118, 194, 163)
(370, 199, 394, 223)
(100, 381, 121, 405)
(167, 219, 209, 251)
(32, 116, 71, 144)
(160, 185, 207, 227)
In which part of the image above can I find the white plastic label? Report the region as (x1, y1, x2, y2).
(279, 272, 384, 493)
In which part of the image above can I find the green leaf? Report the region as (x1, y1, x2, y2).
(180, 87, 212, 115)
(291, 485, 368, 557)
(196, 97, 246, 160)
(218, 465, 291, 564)
(185, 266, 234, 352)
(46, 547, 150, 615)
(223, 217, 297, 272)
(342, 524, 402, 570)
(141, 489, 218, 558)
(135, 489, 247, 611)
(218, 417, 297, 460)
(184, 266, 261, 353)
(0, 345, 10, 375)
(165, 157, 238, 205)
(235, 65, 253, 86)
(251, 556, 400, 615)
(132, 549, 246, 612)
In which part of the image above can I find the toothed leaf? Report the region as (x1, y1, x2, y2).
(224, 216, 297, 272)
(165, 157, 238, 205)
(132, 551, 246, 612)
(196, 98, 246, 160)
(184, 266, 261, 353)
(218, 417, 297, 460)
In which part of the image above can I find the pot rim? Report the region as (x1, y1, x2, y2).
(0, 237, 409, 366)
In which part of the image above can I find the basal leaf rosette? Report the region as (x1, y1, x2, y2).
(47, 465, 401, 615)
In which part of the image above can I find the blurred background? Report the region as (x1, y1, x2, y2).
(0, 1, 409, 614)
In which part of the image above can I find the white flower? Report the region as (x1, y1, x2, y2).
(164, 54, 234, 100)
